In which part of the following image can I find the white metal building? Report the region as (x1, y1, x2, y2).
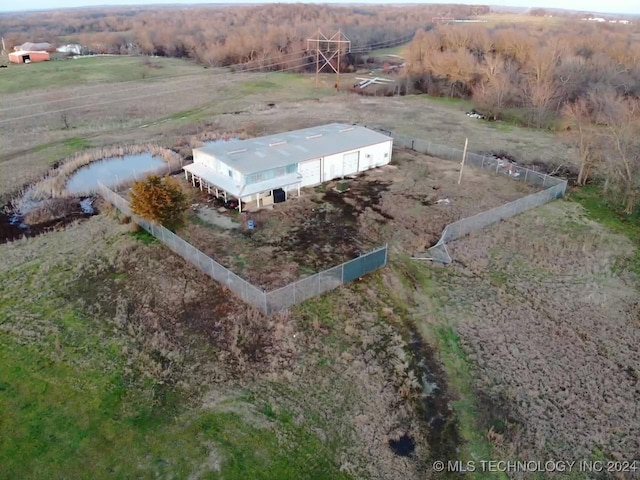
(183, 123, 393, 210)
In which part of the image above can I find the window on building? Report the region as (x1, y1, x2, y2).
(245, 164, 297, 185)
(228, 169, 233, 178)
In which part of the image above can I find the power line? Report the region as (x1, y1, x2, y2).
(0, 32, 416, 122)
(0, 50, 311, 113)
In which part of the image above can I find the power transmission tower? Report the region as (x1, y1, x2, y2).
(307, 29, 351, 91)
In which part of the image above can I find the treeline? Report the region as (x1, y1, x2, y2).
(404, 22, 640, 127)
(0, 4, 487, 66)
(403, 21, 640, 212)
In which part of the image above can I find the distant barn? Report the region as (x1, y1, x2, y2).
(9, 50, 50, 64)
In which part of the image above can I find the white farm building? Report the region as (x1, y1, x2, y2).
(183, 123, 393, 211)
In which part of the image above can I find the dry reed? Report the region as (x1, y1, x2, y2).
(14, 144, 182, 211)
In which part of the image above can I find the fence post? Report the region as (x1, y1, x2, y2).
(481, 156, 485, 170)
(383, 244, 388, 266)
(524, 169, 528, 184)
(496, 160, 500, 174)
(543, 174, 548, 188)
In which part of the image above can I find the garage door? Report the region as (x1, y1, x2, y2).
(298, 159, 321, 187)
(343, 151, 359, 176)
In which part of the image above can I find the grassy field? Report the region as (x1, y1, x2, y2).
(0, 219, 360, 479)
(4, 53, 633, 479)
(478, 13, 571, 26)
(570, 185, 640, 275)
(0, 56, 205, 95)
(366, 43, 410, 57)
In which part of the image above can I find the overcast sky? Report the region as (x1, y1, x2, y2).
(1, 0, 638, 15)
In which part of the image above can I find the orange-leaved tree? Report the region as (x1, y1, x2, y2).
(129, 175, 188, 230)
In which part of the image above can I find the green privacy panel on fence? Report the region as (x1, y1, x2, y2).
(342, 248, 387, 284)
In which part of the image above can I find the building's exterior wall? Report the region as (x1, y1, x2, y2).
(195, 151, 242, 181)
(243, 164, 297, 185)
(30, 52, 51, 62)
(298, 158, 322, 187)
(8, 51, 50, 63)
(322, 140, 392, 183)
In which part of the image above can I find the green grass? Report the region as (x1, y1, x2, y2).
(238, 72, 332, 98)
(571, 186, 640, 238)
(432, 325, 499, 467)
(129, 228, 158, 245)
(0, 334, 350, 480)
(385, 258, 502, 476)
(0, 56, 205, 95)
(0, 227, 352, 479)
(365, 43, 410, 57)
(571, 185, 640, 276)
(195, 409, 351, 480)
(30, 136, 94, 165)
(164, 106, 207, 121)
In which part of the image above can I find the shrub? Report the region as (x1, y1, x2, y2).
(129, 175, 188, 231)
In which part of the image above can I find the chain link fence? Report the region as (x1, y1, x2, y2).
(97, 182, 387, 314)
(377, 130, 568, 264)
(264, 245, 387, 314)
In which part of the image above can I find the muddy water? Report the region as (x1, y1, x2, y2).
(66, 153, 165, 195)
(0, 199, 95, 244)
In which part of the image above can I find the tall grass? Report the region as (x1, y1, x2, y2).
(12, 145, 182, 214)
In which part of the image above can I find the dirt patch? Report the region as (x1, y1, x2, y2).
(180, 148, 533, 290)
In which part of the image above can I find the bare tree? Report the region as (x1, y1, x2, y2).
(562, 98, 598, 185)
(598, 97, 640, 214)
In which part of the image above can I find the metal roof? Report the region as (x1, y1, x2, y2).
(193, 123, 392, 175)
(9, 50, 49, 56)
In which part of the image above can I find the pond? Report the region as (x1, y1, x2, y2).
(66, 153, 166, 195)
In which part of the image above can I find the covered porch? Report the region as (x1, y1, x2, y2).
(183, 163, 301, 213)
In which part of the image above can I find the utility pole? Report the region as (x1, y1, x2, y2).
(458, 138, 468, 185)
(1, 37, 7, 57)
(307, 29, 351, 91)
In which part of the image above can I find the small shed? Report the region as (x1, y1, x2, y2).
(9, 50, 50, 64)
